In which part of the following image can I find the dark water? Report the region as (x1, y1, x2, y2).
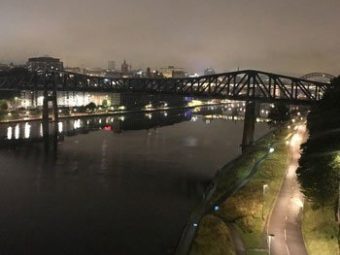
(0, 105, 269, 255)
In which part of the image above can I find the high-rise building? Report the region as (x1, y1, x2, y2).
(121, 60, 130, 74)
(27, 56, 64, 73)
(160, 66, 185, 78)
(108, 61, 116, 71)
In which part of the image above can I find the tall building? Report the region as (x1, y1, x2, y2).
(146, 67, 152, 78)
(121, 60, 130, 74)
(160, 66, 185, 78)
(27, 56, 64, 73)
(108, 61, 116, 71)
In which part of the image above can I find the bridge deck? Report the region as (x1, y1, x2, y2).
(0, 69, 330, 103)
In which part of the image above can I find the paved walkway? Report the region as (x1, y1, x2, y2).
(267, 124, 308, 255)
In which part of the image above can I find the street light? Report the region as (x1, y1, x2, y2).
(262, 184, 268, 219)
(269, 147, 275, 153)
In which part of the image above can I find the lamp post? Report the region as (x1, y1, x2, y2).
(262, 184, 268, 220)
(267, 234, 275, 255)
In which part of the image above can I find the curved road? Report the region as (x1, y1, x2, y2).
(267, 124, 308, 255)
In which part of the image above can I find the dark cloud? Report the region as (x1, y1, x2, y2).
(0, 0, 339, 75)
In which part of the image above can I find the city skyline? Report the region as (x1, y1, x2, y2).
(1, 0, 340, 75)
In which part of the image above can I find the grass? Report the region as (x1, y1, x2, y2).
(302, 202, 339, 255)
(210, 132, 275, 204)
(217, 139, 288, 249)
(190, 127, 290, 254)
(190, 214, 236, 255)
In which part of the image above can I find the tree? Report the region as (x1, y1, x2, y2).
(297, 76, 340, 207)
(0, 100, 8, 111)
(267, 103, 290, 128)
(102, 99, 108, 108)
(85, 102, 96, 111)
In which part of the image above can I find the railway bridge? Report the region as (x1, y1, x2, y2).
(0, 69, 331, 150)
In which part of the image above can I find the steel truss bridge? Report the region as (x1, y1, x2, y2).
(0, 69, 330, 104)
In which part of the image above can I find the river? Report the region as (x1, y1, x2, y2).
(0, 105, 269, 255)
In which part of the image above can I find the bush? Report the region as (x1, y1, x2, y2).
(85, 102, 96, 111)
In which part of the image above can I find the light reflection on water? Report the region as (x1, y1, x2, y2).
(6, 126, 12, 139)
(0, 105, 270, 255)
(1, 103, 271, 142)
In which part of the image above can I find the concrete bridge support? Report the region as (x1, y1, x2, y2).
(42, 89, 49, 138)
(241, 101, 256, 152)
(42, 86, 59, 139)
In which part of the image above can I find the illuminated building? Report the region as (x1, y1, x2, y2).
(160, 66, 185, 78)
(27, 56, 64, 73)
(83, 68, 106, 77)
(18, 91, 187, 110)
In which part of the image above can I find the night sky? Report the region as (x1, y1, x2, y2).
(1, 0, 339, 75)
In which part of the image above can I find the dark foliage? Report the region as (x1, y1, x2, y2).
(267, 103, 290, 128)
(85, 102, 96, 111)
(297, 76, 340, 206)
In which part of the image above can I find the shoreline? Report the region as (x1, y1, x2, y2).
(0, 103, 226, 124)
(175, 127, 277, 255)
(187, 122, 305, 255)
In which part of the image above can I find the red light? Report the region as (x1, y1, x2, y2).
(103, 125, 112, 131)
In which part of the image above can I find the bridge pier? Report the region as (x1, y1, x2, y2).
(42, 90, 49, 138)
(241, 101, 256, 152)
(42, 86, 59, 139)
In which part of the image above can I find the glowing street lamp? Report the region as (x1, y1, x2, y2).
(213, 205, 220, 212)
(262, 184, 268, 219)
(269, 147, 275, 153)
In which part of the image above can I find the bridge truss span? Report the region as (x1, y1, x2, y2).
(0, 69, 329, 103)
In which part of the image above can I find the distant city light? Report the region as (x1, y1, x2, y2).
(7, 127, 12, 140)
(103, 125, 112, 131)
(58, 122, 63, 133)
(24, 122, 31, 138)
(14, 124, 20, 139)
(145, 103, 153, 109)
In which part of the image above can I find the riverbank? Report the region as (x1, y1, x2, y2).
(189, 125, 291, 255)
(0, 103, 225, 124)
